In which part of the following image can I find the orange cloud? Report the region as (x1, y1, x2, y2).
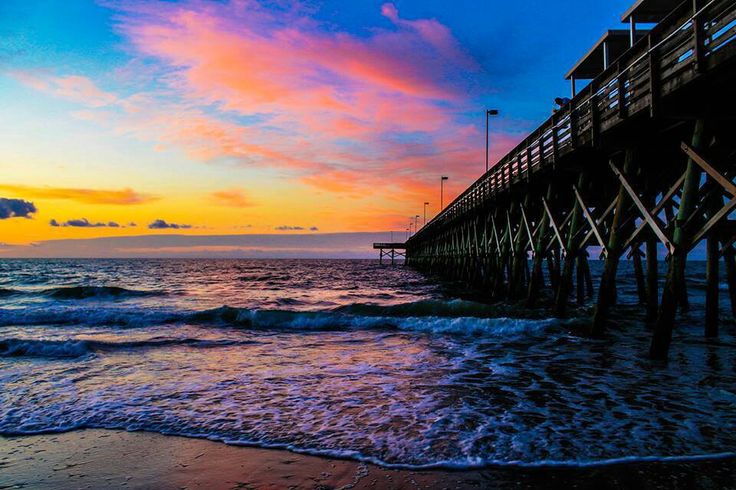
(209, 189, 254, 207)
(0, 184, 157, 205)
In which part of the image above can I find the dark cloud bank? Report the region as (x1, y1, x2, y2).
(50, 218, 121, 228)
(0, 198, 36, 219)
(148, 219, 192, 230)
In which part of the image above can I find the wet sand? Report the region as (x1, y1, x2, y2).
(1, 429, 734, 489)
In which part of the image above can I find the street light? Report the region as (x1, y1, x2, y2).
(440, 176, 449, 210)
(423, 202, 429, 225)
(486, 109, 499, 173)
(414, 215, 420, 233)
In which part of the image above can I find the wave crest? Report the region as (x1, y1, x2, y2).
(43, 286, 163, 300)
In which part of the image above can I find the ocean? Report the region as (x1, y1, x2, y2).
(0, 258, 735, 468)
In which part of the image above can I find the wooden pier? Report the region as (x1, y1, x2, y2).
(405, 0, 736, 359)
(374, 242, 407, 265)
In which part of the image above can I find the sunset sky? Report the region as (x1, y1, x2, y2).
(1, 0, 632, 256)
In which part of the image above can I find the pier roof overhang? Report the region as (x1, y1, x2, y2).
(621, 0, 684, 23)
(565, 29, 648, 80)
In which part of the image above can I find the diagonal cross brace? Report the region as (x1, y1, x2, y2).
(610, 161, 674, 254)
(542, 197, 566, 253)
(573, 185, 608, 255)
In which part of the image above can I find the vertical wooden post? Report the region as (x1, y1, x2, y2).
(576, 252, 586, 305)
(646, 236, 659, 324)
(724, 246, 736, 318)
(632, 247, 647, 304)
(555, 173, 587, 316)
(551, 248, 561, 291)
(705, 232, 719, 336)
(705, 191, 723, 336)
(650, 120, 705, 360)
(528, 186, 553, 306)
(582, 250, 594, 298)
(591, 151, 635, 336)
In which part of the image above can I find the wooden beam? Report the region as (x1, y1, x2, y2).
(610, 161, 674, 254)
(620, 171, 687, 253)
(520, 205, 535, 249)
(543, 197, 566, 252)
(681, 142, 736, 196)
(578, 196, 617, 252)
(573, 185, 608, 254)
(689, 196, 736, 250)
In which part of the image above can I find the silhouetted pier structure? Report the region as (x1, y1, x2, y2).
(374, 242, 406, 264)
(406, 0, 736, 359)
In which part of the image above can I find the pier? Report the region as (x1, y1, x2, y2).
(405, 0, 736, 359)
(374, 242, 407, 264)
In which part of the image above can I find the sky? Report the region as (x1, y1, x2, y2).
(0, 0, 634, 257)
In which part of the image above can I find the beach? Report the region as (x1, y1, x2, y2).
(2, 429, 735, 489)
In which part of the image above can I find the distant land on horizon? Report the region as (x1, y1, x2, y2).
(0, 232, 404, 259)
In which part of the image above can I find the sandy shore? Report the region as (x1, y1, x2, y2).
(1, 430, 735, 489)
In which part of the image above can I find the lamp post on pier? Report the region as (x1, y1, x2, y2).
(440, 176, 449, 210)
(423, 202, 429, 225)
(414, 215, 420, 233)
(485, 109, 499, 173)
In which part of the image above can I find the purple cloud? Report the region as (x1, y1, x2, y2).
(50, 218, 120, 228)
(148, 219, 192, 230)
(0, 198, 37, 219)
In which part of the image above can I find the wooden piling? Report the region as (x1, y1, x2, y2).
(705, 232, 719, 336)
(555, 174, 587, 316)
(650, 120, 705, 360)
(645, 236, 659, 324)
(528, 187, 553, 306)
(724, 246, 736, 318)
(591, 152, 635, 336)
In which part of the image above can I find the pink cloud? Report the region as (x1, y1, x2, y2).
(15, 0, 522, 222)
(11, 71, 117, 107)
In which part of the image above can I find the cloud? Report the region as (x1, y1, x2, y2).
(209, 188, 254, 207)
(0, 198, 37, 219)
(148, 219, 192, 229)
(9, 72, 117, 108)
(12, 1, 520, 221)
(50, 218, 121, 228)
(275, 225, 304, 231)
(0, 184, 157, 205)
(309, 226, 319, 231)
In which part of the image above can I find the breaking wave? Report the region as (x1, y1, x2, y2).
(0, 303, 561, 337)
(0, 337, 254, 358)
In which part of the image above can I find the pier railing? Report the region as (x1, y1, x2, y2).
(411, 0, 736, 241)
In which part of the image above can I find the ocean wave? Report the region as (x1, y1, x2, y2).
(0, 337, 251, 358)
(185, 305, 560, 336)
(0, 285, 164, 300)
(333, 299, 547, 319)
(0, 287, 23, 297)
(42, 285, 165, 300)
(0, 302, 560, 337)
(1, 423, 734, 470)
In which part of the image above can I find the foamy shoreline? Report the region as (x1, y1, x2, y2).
(2, 429, 735, 489)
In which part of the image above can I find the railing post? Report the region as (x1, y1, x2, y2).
(551, 114, 560, 168)
(617, 61, 628, 119)
(648, 35, 659, 118)
(569, 103, 577, 148)
(692, 0, 705, 73)
(538, 135, 545, 167)
(590, 81, 599, 146)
